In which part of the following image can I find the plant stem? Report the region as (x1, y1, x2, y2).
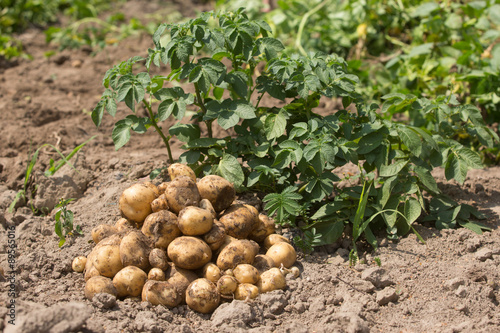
(296, 0, 330, 56)
(142, 99, 174, 163)
(194, 83, 213, 138)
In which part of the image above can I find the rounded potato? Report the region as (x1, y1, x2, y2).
(164, 176, 201, 214)
(141, 210, 181, 249)
(263, 234, 290, 250)
(178, 206, 213, 236)
(167, 236, 212, 270)
(168, 163, 196, 181)
(84, 265, 100, 281)
(197, 175, 235, 212)
(266, 242, 297, 268)
(115, 217, 137, 232)
(186, 278, 220, 314)
(149, 248, 169, 271)
(199, 198, 217, 219)
(219, 204, 259, 239)
(148, 268, 166, 281)
(217, 275, 238, 296)
(151, 193, 169, 212)
(84, 234, 122, 280)
(91, 224, 118, 244)
(119, 231, 152, 271)
(234, 283, 259, 301)
(72, 256, 87, 273)
(216, 239, 259, 270)
(167, 266, 198, 301)
(157, 182, 169, 194)
(257, 267, 286, 293)
(253, 254, 276, 274)
(142, 280, 181, 308)
(249, 214, 276, 243)
(202, 263, 221, 283)
(92, 244, 123, 278)
(203, 221, 226, 251)
(112, 266, 147, 298)
(85, 276, 117, 300)
(119, 183, 158, 224)
(233, 264, 260, 284)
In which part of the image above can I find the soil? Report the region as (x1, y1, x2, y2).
(1, 1, 500, 332)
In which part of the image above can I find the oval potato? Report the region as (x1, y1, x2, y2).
(92, 244, 123, 278)
(197, 175, 235, 212)
(266, 242, 297, 268)
(167, 236, 212, 270)
(216, 239, 259, 270)
(249, 214, 276, 243)
(119, 183, 158, 224)
(263, 234, 290, 250)
(142, 280, 181, 308)
(257, 267, 286, 293)
(219, 204, 259, 239)
(141, 210, 181, 249)
(168, 163, 196, 181)
(120, 231, 152, 271)
(85, 276, 117, 300)
(91, 224, 118, 244)
(164, 176, 201, 214)
(112, 266, 147, 298)
(178, 206, 214, 236)
(186, 278, 220, 314)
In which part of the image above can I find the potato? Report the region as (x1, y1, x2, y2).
(219, 204, 259, 239)
(266, 242, 297, 268)
(234, 283, 259, 301)
(167, 236, 212, 270)
(85, 276, 117, 300)
(167, 266, 198, 301)
(203, 223, 227, 251)
(91, 224, 118, 244)
(141, 210, 181, 249)
(119, 183, 158, 224)
(72, 256, 87, 273)
(112, 266, 147, 298)
(142, 280, 181, 308)
(253, 254, 276, 274)
(149, 248, 169, 271)
(185, 278, 220, 314)
(164, 176, 201, 214)
(84, 265, 100, 281)
(84, 234, 122, 280)
(199, 198, 217, 219)
(216, 239, 259, 270)
(178, 206, 213, 236)
(157, 182, 169, 194)
(202, 263, 221, 283)
(257, 267, 286, 293)
(197, 175, 235, 212)
(92, 244, 123, 278)
(233, 264, 260, 284)
(148, 268, 166, 281)
(263, 234, 290, 249)
(143, 181, 160, 197)
(217, 275, 238, 296)
(168, 163, 196, 181)
(120, 231, 152, 271)
(249, 214, 276, 242)
(115, 217, 137, 232)
(151, 193, 169, 212)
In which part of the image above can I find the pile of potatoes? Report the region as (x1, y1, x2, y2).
(73, 163, 299, 313)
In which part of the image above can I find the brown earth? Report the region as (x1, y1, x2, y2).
(1, 1, 500, 332)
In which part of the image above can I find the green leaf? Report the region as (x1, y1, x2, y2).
(357, 132, 383, 154)
(456, 148, 483, 169)
(398, 127, 422, 156)
(257, 37, 285, 60)
(310, 221, 345, 246)
(379, 160, 408, 177)
(264, 111, 287, 140)
(352, 181, 372, 242)
(408, 43, 434, 58)
(225, 71, 248, 98)
(404, 197, 421, 225)
(414, 166, 440, 194)
(112, 120, 133, 150)
(169, 123, 200, 142)
(218, 154, 244, 189)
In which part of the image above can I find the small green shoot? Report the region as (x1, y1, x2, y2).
(373, 257, 382, 267)
(54, 198, 83, 248)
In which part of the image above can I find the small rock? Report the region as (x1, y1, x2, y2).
(92, 293, 117, 309)
(71, 59, 83, 68)
(455, 285, 467, 298)
(260, 292, 288, 315)
(292, 301, 308, 314)
(336, 248, 350, 257)
(475, 248, 493, 261)
(361, 267, 393, 288)
(211, 300, 258, 327)
(308, 296, 326, 313)
(53, 54, 69, 65)
(458, 229, 470, 241)
(465, 238, 481, 252)
(455, 303, 468, 314)
(351, 280, 375, 293)
(376, 287, 398, 305)
(444, 277, 465, 291)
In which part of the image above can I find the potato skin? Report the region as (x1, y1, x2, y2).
(233, 264, 260, 284)
(168, 163, 197, 181)
(186, 278, 220, 314)
(197, 175, 236, 212)
(202, 263, 221, 283)
(148, 268, 166, 281)
(249, 214, 276, 243)
(115, 217, 137, 232)
(219, 204, 259, 239)
(85, 276, 117, 300)
(203, 221, 226, 251)
(167, 266, 198, 301)
(253, 254, 276, 274)
(151, 193, 169, 212)
(142, 280, 181, 308)
(216, 239, 259, 270)
(263, 234, 290, 249)
(266, 242, 297, 268)
(119, 231, 152, 271)
(72, 256, 87, 273)
(149, 248, 169, 271)
(164, 176, 201, 214)
(199, 199, 217, 219)
(178, 206, 214, 236)
(119, 183, 158, 224)
(217, 275, 238, 296)
(234, 283, 259, 300)
(92, 244, 123, 278)
(112, 266, 147, 298)
(257, 267, 286, 293)
(91, 224, 118, 244)
(141, 210, 181, 249)
(167, 236, 212, 270)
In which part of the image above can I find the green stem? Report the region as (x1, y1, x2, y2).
(194, 83, 213, 138)
(296, 0, 330, 56)
(142, 99, 174, 163)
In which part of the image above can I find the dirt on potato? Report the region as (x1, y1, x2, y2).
(1, 1, 500, 332)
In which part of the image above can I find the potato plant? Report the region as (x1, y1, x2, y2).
(78, 172, 298, 313)
(92, 9, 491, 252)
